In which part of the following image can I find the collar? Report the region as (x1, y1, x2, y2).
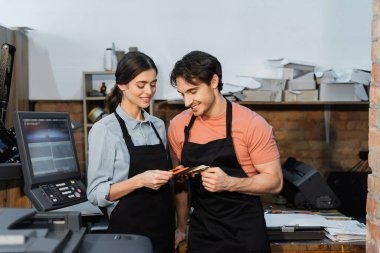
(116, 105, 151, 130)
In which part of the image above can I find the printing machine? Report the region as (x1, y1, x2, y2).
(0, 208, 152, 253)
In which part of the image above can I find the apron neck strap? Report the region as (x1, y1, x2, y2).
(226, 99, 232, 138)
(184, 98, 232, 142)
(150, 121, 165, 148)
(115, 111, 134, 148)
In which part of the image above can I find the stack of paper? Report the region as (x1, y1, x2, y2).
(324, 220, 366, 242)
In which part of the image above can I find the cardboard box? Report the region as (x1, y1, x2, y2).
(277, 68, 294, 80)
(319, 83, 364, 101)
(284, 90, 318, 102)
(287, 72, 316, 90)
(251, 78, 286, 91)
(318, 69, 371, 85)
(316, 70, 336, 85)
(242, 89, 282, 102)
(349, 69, 371, 85)
(272, 66, 312, 80)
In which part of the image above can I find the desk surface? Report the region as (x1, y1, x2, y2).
(178, 239, 365, 253)
(271, 239, 365, 253)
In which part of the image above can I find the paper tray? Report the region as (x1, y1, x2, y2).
(267, 226, 325, 241)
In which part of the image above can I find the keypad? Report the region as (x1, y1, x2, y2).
(40, 179, 85, 206)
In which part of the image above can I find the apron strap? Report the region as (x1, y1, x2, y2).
(184, 115, 196, 143)
(151, 122, 165, 148)
(226, 99, 232, 138)
(114, 111, 135, 148)
(151, 122, 173, 168)
(184, 98, 233, 140)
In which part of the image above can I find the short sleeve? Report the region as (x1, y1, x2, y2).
(246, 114, 279, 165)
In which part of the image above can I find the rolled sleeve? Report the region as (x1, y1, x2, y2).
(89, 180, 114, 207)
(86, 122, 116, 207)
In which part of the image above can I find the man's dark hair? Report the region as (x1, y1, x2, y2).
(170, 51, 223, 91)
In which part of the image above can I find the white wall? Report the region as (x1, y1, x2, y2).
(0, 0, 371, 100)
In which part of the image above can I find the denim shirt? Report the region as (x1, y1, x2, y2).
(86, 105, 168, 216)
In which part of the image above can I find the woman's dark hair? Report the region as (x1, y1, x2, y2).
(106, 51, 158, 113)
(170, 51, 223, 91)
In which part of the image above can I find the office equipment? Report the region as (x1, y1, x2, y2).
(0, 208, 85, 252)
(0, 43, 15, 123)
(0, 208, 153, 253)
(78, 234, 152, 253)
(265, 213, 326, 241)
(267, 227, 325, 241)
(281, 157, 341, 210)
(0, 43, 19, 163)
(266, 212, 364, 241)
(12, 111, 91, 212)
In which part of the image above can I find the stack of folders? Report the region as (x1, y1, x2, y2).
(324, 219, 366, 242)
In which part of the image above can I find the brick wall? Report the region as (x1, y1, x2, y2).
(368, 1, 380, 251)
(155, 102, 368, 176)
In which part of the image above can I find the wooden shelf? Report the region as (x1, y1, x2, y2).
(83, 70, 114, 75)
(165, 99, 369, 106)
(83, 72, 114, 169)
(85, 96, 106, 101)
(239, 101, 369, 105)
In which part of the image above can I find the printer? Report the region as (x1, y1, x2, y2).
(281, 157, 341, 210)
(0, 208, 152, 253)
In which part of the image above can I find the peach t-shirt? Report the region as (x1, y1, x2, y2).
(168, 102, 279, 176)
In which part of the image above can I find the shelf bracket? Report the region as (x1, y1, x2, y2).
(324, 105, 331, 145)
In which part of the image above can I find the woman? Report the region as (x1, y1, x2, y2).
(86, 51, 175, 253)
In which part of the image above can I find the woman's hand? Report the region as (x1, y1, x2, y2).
(136, 170, 173, 190)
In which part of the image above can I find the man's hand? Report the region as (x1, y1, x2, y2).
(200, 167, 231, 192)
(174, 228, 186, 249)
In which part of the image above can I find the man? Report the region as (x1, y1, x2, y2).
(169, 51, 283, 253)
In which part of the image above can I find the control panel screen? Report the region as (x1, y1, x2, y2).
(22, 118, 77, 178)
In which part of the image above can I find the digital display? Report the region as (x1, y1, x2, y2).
(23, 118, 77, 177)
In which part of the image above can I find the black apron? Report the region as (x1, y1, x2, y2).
(107, 112, 175, 253)
(181, 100, 271, 253)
